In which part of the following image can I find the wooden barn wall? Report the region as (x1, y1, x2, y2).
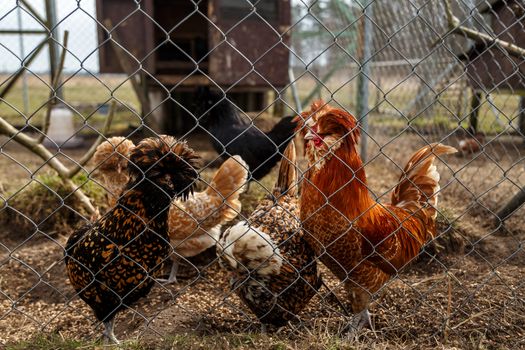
(96, 0, 155, 74)
(208, 0, 291, 88)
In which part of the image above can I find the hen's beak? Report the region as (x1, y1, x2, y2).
(305, 130, 315, 140)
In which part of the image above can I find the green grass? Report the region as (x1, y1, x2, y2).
(2, 172, 108, 232)
(5, 334, 91, 350)
(23, 171, 107, 205)
(0, 74, 140, 134)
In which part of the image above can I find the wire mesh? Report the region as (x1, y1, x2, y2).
(0, 0, 524, 348)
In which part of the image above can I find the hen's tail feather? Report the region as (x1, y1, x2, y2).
(273, 141, 297, 197)
(217, 221, 283, 276)
(391, 143, 457, 221)
(205, 155, 249, 223)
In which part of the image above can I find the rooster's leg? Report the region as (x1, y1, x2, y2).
(342, 261, 388, 335)
(102, 318, 120, 345)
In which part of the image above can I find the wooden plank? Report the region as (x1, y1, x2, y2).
(208, 0, 290, 88)
(96, 0, 152, 73)
(155, 74, 211, 86)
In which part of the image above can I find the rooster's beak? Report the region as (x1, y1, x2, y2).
(305, 130, 315, 140)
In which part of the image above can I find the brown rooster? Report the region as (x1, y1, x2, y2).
(297, 100, 456, 331)
(92, 139, 249, 284)
(65, 136, 200, 343)
(217, 141, 322, 330)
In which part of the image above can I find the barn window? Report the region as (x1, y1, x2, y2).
(221, 0, 279, 22)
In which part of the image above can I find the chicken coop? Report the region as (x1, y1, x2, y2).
(96, 0, 291, 133)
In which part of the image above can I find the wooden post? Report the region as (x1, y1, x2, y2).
(468, 90, 482, 133)
(518, 96, 525, 140)
(45, 0, 61, 100)
(273, 90, 285, 117)
(147, 88, 167, 134)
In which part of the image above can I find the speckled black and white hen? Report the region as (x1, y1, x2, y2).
(64, 135, 200, 343)
(217, 141, 321, 329)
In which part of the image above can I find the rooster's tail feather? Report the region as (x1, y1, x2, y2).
(391, 143, 457, 221)
(273, 141, 297, 197)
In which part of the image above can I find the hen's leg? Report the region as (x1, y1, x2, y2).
(157, 256, 180, 284)
(166, 258, 180, 284)
(102, 318, 120, 344)
(343, 261, 389, 333)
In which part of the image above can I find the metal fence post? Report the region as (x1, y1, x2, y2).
(356, 0, 373, 162)
(45, 0, 62, 100)
(16, 5, 29, 115)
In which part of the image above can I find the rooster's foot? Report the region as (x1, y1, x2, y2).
(342, 309, 374, 338)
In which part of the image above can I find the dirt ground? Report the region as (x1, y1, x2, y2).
(0, 127, 524, 349)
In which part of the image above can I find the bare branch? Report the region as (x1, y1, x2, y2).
(65, 100, 117, 178)
(0, 117, 69, 175)
(64, 178, 97, 214)
(0, 117, 97, 214)
(443, 0, 525, 58)
(496, 186, 525, 224)
(38, 30, 70, 143)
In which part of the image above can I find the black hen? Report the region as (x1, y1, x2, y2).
(195, 88, 297, 181)
(64, 136, 200, 344)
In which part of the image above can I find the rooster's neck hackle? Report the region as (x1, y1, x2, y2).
(306, 138, 376, 219)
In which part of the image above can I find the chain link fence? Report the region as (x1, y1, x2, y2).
(1, 0, 524, 348)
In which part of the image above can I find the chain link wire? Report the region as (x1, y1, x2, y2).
(0, 0, 524, 348)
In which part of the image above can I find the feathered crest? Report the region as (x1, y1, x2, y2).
(128, 135, 201, 199)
